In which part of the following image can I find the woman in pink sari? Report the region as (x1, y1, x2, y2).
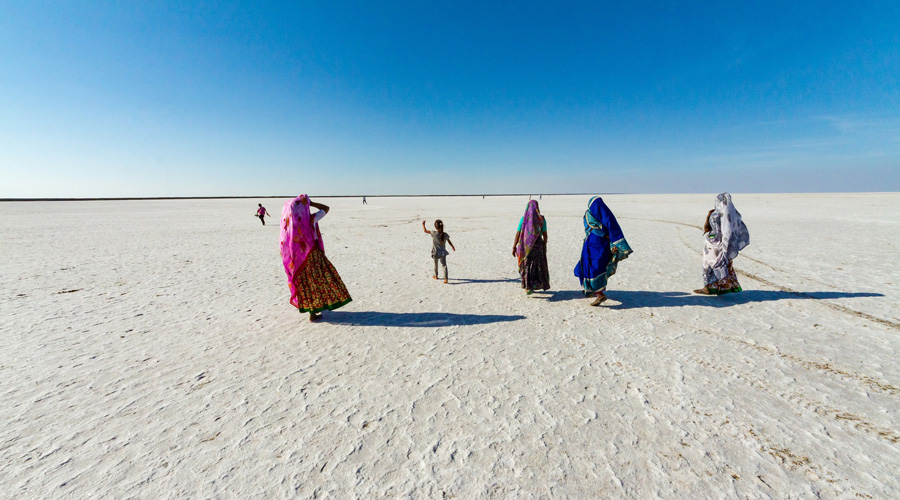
(279, 195, 352, 321)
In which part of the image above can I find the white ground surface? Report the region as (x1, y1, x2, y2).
(1, 193, 899, 499)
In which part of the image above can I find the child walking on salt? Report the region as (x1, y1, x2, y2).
(422, 219, 456, 283)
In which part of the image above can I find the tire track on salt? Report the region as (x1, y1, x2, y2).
(570, 324, 855, 494)
(638, 318, 900, 445)
(621, 217, 899, 330)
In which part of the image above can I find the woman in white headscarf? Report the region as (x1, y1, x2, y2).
(694, 192, 749, 295)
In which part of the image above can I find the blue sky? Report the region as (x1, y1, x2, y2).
(1, 1, 898, 197)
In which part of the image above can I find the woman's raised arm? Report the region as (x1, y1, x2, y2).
(309, 200, 330, 214)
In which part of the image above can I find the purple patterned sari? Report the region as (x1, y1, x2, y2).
(516, 201, 550, 291)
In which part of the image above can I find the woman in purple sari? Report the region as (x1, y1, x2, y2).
(512, 200, 550, 294)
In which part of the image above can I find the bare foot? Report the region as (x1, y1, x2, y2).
(443, 279, 448, 284)
(693, 288, 710, 295)
(432, 275, 438, 280)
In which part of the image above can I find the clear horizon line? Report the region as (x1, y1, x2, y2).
(0, 193, 610, 202)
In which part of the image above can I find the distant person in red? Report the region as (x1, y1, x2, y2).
(256, 204, 271, 225)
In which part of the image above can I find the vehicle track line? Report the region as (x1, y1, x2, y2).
(624, 217, 899, 330)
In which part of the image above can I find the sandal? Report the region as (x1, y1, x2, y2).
(590, 293, 607, 306)
(309, 312, 323, 322)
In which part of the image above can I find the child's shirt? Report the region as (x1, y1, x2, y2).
(430, 230, 450, 258)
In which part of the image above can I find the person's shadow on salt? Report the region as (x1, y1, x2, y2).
(325, 311, 526, 327)
(450, 278, 520, 285)
(541, 290, 587, 302)
(605, 290, 884, 310)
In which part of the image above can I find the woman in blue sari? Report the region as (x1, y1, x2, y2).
(574, 196, 633, 305)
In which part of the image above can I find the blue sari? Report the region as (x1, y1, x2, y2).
(574, 196, 633, 294)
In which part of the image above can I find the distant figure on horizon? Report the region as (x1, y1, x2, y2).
(423, 219, 455, 283)
(362, 196, 367, 205)
(539, 194, 542, 200)
(279, 195, 352, 322)
(256, 203, 270, 225)
(513, 200, 550, 295)
(574, 196, 633, 306)
(694, 192, 749, 295)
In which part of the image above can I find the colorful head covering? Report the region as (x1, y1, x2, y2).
(279, 195, 324, 308)
(584, 196, 627, 244)
(709, 192, 749, 260)
(516, 200, 543, 271)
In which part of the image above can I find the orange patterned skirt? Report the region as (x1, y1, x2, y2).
(292, 248, 352, 313)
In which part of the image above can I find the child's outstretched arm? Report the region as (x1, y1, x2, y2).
(422, 220, 431, 234)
